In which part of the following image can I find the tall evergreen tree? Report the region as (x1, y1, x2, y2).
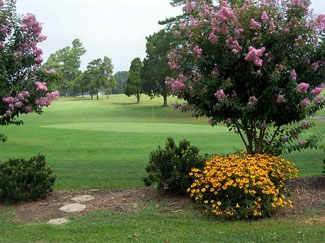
(125, 58, 143, 104)
(142, 29, 177, 107)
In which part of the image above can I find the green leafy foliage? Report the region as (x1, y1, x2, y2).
(43, 39, 86, 96)
(0, 154, 56, 203)
(144, 137, 205, 194)
(112, 71, 128, 94)
(142, 29, 178, 106)
(125, 58, 143, 103)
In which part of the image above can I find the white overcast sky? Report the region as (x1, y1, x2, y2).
(16, 0, 325, 73)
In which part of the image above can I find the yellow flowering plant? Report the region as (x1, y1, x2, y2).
(188, 152, 298, 219)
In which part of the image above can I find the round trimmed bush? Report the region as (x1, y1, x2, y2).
(0, 154, 56, 203)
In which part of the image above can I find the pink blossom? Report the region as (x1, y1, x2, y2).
(215, 89, 226, 102)
(38, 34, 47, 42)
(217, 6, 235, 22)
(226, 118, 232, 125)
(35, 98, 47, 107)
(20, 23, 28, 31)
(185, 0, 196, 13)
(234, 28, 243, 38)
(6, 110, 12, 116)
(311, 62, 319, 71)
(0, 41, 4, 48)
(245, 46, 266, 66)
(250, 19, 261, 30)
(14, 101, 22, 108)
(45, 69, 56, 74)
(313, 97, 324, 104)
(33, 47, 43, 56)
(168, 62, 180, 70)
(0, 1, 3, 7)
(269, 18, 276, 33)
(13, 51, 22, 59)
(298, 141, 307, 146)
(209, 32, 219, 43)
(35, 81, 48, 91)
(317, 14, 325, 31)
(193, 45, 202, 56)
(24, 106, 32, 113)
(311, 87, 323, 96)
(261, 11, 269, 23)
(281, 136, 288, 142)
(276, 95, 286, 103)
(208, 119, 216, 125)
(296, 82, 310, 93)
(302, 120, 309, 128)
(290, 70, 297, 81)
(248, 96, 258, 105)
(34, 56, 43, 64)
(300, 98, 309, 105)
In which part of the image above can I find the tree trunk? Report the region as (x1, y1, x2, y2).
(90, 93, 93, 100)
(96, 90, 99, 100)
(81, 91, 84, 98)
(163, 95, 168, 107)
(137, 94, 140, 104)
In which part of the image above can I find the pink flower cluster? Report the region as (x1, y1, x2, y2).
(261, 11, 269, 23)
(35, 82, 48, 91)
(166, 73, 186, 95)
(250, 19, 262, 30)
(193, 45, 203, 56)
(217, 6, 235, 22)
(215, 89, 226, 102)
(245, 46, 266, 66)
(35, 91, 60, 107)
(317, 14, 325, 31)
(311, 87, 323, 96)
(248, 96, 258, 105)
(276, 95, 286, 104)
(290, 70, 297, 81)
(296, 82, 310, 93)
(185, 0, 197, 13)
(300, 98, 309, 105)
(21, 13, 43, 39)
(2, 91, 31, 115)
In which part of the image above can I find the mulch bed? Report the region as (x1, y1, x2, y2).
(0, 176, 324, 223)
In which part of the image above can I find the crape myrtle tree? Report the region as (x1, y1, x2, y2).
(142, 29, 178, 107)
(166, 0, 325, 154)
(0, 0, 59, 142)
(125, 57, 143, 104)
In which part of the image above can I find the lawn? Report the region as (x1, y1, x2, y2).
(0, 95, 324, 243)
(0, 95, 324, 190)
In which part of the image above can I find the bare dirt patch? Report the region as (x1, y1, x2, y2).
(1, 176, 324, 223)
(275, 175, 325, 218)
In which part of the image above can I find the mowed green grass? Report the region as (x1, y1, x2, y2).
(0, 94, 324, 189)
(1, 207, 325, 243)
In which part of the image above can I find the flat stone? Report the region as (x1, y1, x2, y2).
(48, 218, 69, 225)
(60, 203, 86, 213)
(71, 195, 95, 203)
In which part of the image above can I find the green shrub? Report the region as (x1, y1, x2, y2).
(0, 154, 56, 203)
(144, 137, 205, 194)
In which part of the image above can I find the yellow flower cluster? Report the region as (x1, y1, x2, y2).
(187, 152, 298, 219)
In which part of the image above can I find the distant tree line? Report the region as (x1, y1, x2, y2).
(43, 28, 178, 105)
